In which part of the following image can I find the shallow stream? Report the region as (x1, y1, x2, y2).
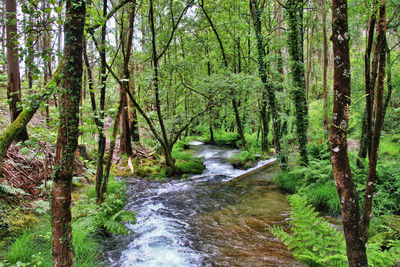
(103, 142, 301, 266)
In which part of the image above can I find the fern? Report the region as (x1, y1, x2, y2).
(95, 193, 136, 235)
(271, 195, 400, 266)
(0, 183, 28, 197)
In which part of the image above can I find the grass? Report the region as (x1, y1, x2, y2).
(228, 150, 264, 169)
(3, 175, 132, 266)
(6, 215, 100, 267)
(175, 158, 205, 175)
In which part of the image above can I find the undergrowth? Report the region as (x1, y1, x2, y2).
(271, 195, 400, 267)
(275, 140, 400, 216)
(2, 176, 135, 266)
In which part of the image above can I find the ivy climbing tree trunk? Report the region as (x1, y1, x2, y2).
(250, 0, 286, 166)
(330, 0, 368, 265)
(285, 0, 309, 166)
(6, 0, 29, 142)
(51, 0, 85, 265)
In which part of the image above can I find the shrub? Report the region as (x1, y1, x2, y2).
(271, 195, 400, 267)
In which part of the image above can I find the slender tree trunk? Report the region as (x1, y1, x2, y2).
(286, 0, 309, 166)
(6, 0, 28, 142)
(330, 0, 368, 265)
(149, 0, 175, 173)
(250, 0, 286, 166)
(119, 85, 133, 155)
(101, 93, 124, 203)
(260, 98, 270, 153)
(361, 0, 387, 241)
(382, 41, 392, 120)
(322, 0, 329, 135)
(51, 1, 85, 265)
(359, 0, 378, 161)
(95, 0, 108, 204)
(200, 0, 246, 148)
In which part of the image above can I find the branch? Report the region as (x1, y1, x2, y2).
(86, 0, 136, 33)
(88, 31, 166, 149)
(156, 0, 194, 61)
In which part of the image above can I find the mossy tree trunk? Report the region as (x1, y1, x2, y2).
(51, 0, 85, 265)
(250, 0, 286, 167)
(6, 0, 29, 142)
(329, 0, 368, 265)
(0, 67, 61, 168)
(285, 0, 309, 166)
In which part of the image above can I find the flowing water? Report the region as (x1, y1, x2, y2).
(103, 142, 302, 267)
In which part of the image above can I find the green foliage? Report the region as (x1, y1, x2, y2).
(5, 214, 100, 267)
(270, 195, 347, 266)
(271, 195, 400, 267)
(4, 177, 135, 266)
(201, 130, 240, 147)
(276, 139, 400, 216)
(95, 193, 136, 235)
(175, 159, 205, 175)
(228, 149, 266, 170)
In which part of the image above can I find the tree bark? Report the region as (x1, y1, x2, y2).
(322, 0, 329, 135)
(101, 92, 124, 203)
(286, 0, 309, 166)
(359, 0, 378, 161)
(51, 1, 85, 266)
(120, 3, 137, 154)
(361, 0, 387, 241)
(95, 0, 108, 204)
(250, 0, 286, 167)
(330, 0, 368, 265)
(6, 0, 29, 142)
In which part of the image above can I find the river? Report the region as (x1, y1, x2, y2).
(102, 141, 301, 266)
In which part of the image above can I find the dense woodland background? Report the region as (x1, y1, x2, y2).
(0, 0, 399, 266)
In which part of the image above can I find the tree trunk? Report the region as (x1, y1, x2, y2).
(382, 41, 392, 120)
(232, 99, 246, 148)
(260, 98, 270, 153)
(361, 0, 387, 241)
(149, 0, 175, 172)
(322, 0, 329, 135)
(0, 67, 61, 167)
(250, 0, 286, 167)
(330, 0, 368, 265)
(95, 0, 108, 204)
(359, 0, 378, 161)
(51, 1, 85, 266)
(101, 92, 124, 203)
(286, 0, 309, 166)
(6, 0, 28, 142)
(119, 84, 133, 155)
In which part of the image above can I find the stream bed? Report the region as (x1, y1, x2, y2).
(102, 142, 301, 266)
